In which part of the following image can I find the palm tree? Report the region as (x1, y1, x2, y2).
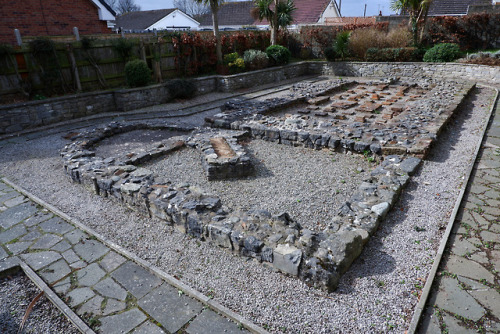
(253, 0, 296, 45)
(196, 0, 224, 64)
(391, 0, 432, 46)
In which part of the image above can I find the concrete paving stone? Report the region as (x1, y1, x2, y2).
(6, 241, 32, 255)
(24, 212, 53, 227)
(73, 239, 109, 263)
(0, 256, 20, 272)
(99, 251, 126, 272)
(491, 250, 500, 272)
(111, 261, 162, 299)
(484, 198, 500, 208)
(50, 240, 71, 252)
(67, 287, 95, 307)
(138, 283, 204, 333)
(0, 246, 7, 260)
(0, 183, 10, 191)
(4, 196, 26, 208)
(186, 309, 247, 334)
(102, 298, 126, 316)
(39, 217, 74, 235)
(434, 277, 486, 321)
(450, 235, 477, 256)
(20, 230, 42, 241)
(469, 252, 489, 265)
(99, 308, 147, 334)
(21, 251, 61, 270)
(419, 309, 441, 334)
(53, 277, 71, 294)
(132, 321, 166, 334)
(62, 249, 81, 264)
(64, 229, 87, 245)
(76, 295, 104, 317)
(480, 231, 498, 244)
(0, 206, 7, 212)
(467, 194, 487, 207)
(470, 184, 489, 195)
(70, 260, 87, 269)
(94, 277, 128, 301)
(76, 263, 106, 287)
(0, 225, 26, 244)
(446, 255, 495, 284)
(457, 276, 489, 291)
(490, 223, 500, 233)
(482, 205, 500, 217)
(442, 313, 477, 334)
(469, 289, 500, 319)
(482, 213, 498, 223)
(30, 233, 63, 250)
(470, 211, 491, 228)
(39, 259, 71, 284)
(0, 191, 21, 205)
(0, 202, 38, 229)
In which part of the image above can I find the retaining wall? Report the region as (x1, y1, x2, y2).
(1, 61, 498, 135)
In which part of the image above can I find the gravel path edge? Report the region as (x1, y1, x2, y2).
(407, 85, 500, 334)
(1, 177, 269, 334)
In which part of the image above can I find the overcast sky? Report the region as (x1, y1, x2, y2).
(137, 0, 396, 17)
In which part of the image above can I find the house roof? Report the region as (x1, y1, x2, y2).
(97, 0, 116, 16)
(115, 9, 177, 30)
(198, 1, 255, 26)
(427, 0, 492, 16)
(290, 0, 332, 24)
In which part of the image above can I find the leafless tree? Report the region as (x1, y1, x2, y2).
(174, 0, 209, 16)
(115, 0, 141, 14)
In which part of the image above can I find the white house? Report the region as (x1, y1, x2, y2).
(115, 8, 199, 32)
(91, 0, 117, 29)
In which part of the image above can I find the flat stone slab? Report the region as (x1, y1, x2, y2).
(0, 202, 38, 229)
(99, 251, 126, 272)
(99, 308, 147, 334)
(111, 261, 162, 299)
(30, 233, 63, 250)
(64, 229, 87, 245)
(132, 321, 166, 334)
(138, 283, 203, 333)
(434, 277, 486, 321)
(73, 239, 109, 263)
(0, 246, 8, 261)
(76, 263, 106, 286)
(446, 255, 495, 284)
(186, 309, 247, 334)
(0, 225, 27, 244)
(39, 259, 71, 284)
(94, 277, 128, 301)
(67, 287, 95, 307)
(21, 251, 62, 270)
(39, 217, 74, 235)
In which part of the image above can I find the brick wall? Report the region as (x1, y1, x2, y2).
(0, 0, 111, 45)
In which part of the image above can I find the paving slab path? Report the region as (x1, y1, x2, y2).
(419, 94, 500, 333)
(0, 180, 257, 333)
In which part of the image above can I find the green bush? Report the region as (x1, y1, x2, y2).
(223, 52, 239, 65)
(324, 47, 337, 61)
(366, 47, 420, 62)
(243, 49, 269, 70)
(124, 59, 151, 87)
(334, 31, 351, 60)
(423, 43, 461, 62)
(266, 45, 291, 65)
(166, 79, 196, 99)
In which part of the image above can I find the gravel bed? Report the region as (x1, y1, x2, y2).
(0, 272, 80, 334)
(148, 139, 371, 230)
(0, 85, 494, 333)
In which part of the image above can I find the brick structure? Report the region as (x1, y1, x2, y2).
(0, 0, 112, 44)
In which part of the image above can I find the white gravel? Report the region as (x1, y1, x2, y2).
(0, 272, 80, 334)
(148, 139, 372, 230)
(0, 85, 494, 333)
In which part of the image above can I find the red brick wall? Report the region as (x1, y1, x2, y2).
(0, 0, 111, 44)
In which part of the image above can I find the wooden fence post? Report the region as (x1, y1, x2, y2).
(67, 43, 82, 92)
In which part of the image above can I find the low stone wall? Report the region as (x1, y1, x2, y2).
(313, 62, 500, 84)
(2, 61, 498, 135)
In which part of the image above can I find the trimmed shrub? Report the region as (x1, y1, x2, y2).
(228, 57, 245, 73)
(366, 47, 420, 62)
(334, 31, 351, 60)
(243, 49, 269, 70)
(324, 47, 337, 61)
(266, 45, 291, 65)
(223, 52, 239, 65)
(423, 43, 461, 62)
(349, 27, 411, 60)
(124, 59, 151, 87)
(166, 79, 196, 99)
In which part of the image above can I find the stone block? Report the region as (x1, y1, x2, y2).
(273, 244, 302, 276)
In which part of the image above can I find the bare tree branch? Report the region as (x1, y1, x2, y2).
(174, 0, 209, 16)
